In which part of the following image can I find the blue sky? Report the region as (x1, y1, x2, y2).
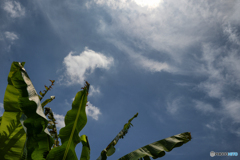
(0, 0, 240, 159)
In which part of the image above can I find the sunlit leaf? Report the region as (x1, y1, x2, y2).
(0, 62, 27, 160)
(46, 82, 89, 160)
(80, 135, 90, 160)
(0, 62, 54, 160)
(118, 132, 192, 160)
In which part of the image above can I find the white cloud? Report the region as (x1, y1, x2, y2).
(93, 0, 233, 62)
(4, 31, 19, 41)
(223, 24, 240, 46)
(70, 98, 101, 120)
(205, 122, 217, 131)
(4, 1, 25, 18)
(62, 47, 114, 85)
(220, 99, 240, 136)
(52, 101, 101, 129)
(53, 113, 65, 129)
(137, 55, 169, 72)
(198, 81, 224, 98)
(222, 99, 240, 123)
(111, 40, 173, 73)
(86, 102, 101, 120)
(64, 99, 71, 106)
(0, 103, 4, 116)
(91, 0, 132, 10)
(220, 51, 240, 87)
(88, 85, 100, 97)
(230, 128, 240, 137)
(133, 0, 163, 8)
(166, 97, 183, 114)
(91, 0, 239, 77)
(34, 0, 240, 137)
(193, 100, 215, 113)
(196, 42, 240, 98)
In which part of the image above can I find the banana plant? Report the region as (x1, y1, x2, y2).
(0, 62, 90, 160)
(118, 132, 191, 160)
(97, 115, 191, 160)
(0, 62, 192, 160)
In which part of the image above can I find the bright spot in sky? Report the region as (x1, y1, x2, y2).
(133, 0, 163, 8)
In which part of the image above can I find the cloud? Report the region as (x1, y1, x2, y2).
(4, 31, 19, 41)
(198, 81, 224, 99)
(197, 39, 240, 99)
(0, 103, 3, 116)
(52, 101, 101, 129)
(86, 102, 101, 120)
(223, 24, 240, 45)
(88, 85, 100, 97)
(205, 122, 218, 131)
(70, 98, 101, 120)
(53, 113, 65, 129)
(92, 0, 233, 60)
(166, 97, 183, 114)
(111, 40, 173, 73)
(62, 47, 114, 85)
(193, 100, 215, 113)
(137, 55, 170, 72)
(88, 0, 240, 131)
(3, 1, 25, 18)
(3, 31, 19, 52)
(221, 99, 240, 123)
(133, 0, 163, 8)
(30, 0, 240, 136)
(90, 0, 239, 75)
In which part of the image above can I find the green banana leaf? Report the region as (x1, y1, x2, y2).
(41, 96, 55, 108)
(80, 135, 90, 160)
(18, 62, 54, 160)
(118, 132, 192, 160)
(0, 62, 27, 160)
(0, 62, 54, 160)
(46, 82, 89, 160)
(97, 113, 139, 160)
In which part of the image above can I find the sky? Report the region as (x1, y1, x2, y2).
(0, 0, 240, 159)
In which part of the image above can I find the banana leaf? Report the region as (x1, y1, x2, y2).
(46, 82, 89, 160)
(80, 135, 90, 160)
(97, 113, 138, 160)
(41, 96, 55, 108)
(118, 132, 192, 160)
(0, 62, 54, 160)
(0, 62, 27, 160)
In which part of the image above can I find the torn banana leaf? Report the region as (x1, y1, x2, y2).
(118, 132, 192, 160)
(0, 62, 54, 160)
(46, 82, 89, 160)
